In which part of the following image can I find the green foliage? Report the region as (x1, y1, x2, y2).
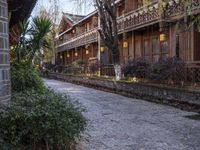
(11, 62, 45, 92)
(150, 57, 186, 82)
(0, 89, 86, 150)
(122, 58, 150, 78)
(12, 16, 52, 63)
(72, 59, 86, 67)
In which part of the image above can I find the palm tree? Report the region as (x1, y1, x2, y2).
(27, 16, 52, 63)
(14, 20, 32, 63)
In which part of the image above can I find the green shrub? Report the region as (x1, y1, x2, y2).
(122, 58, 150, 78)
(0, 88, 86, 150)
(72, 59, 86, 67)
(150, 57, 186, 83)
(11, 62, 45, 92)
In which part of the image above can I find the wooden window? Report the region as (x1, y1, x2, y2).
(93, 16, 98, 27)
(85, 23, 89, 32)
(152, 36, 160, 62)
(161, 41, 169, 59)
(135, 36, 142, 58)
(143, 38, 150, 60)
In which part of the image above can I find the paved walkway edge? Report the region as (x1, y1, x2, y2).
(47, 73, 200, 113)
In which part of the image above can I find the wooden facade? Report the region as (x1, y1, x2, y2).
(55, 0, 200, 66)
(56, 11, 99, 65)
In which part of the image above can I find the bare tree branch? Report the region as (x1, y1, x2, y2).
(94, 0, 120, 64)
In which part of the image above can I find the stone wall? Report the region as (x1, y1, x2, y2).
(0, 0, 10, 105)
(49, 73, 200, 111)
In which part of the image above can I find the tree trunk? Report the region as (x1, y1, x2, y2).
(111, 46, 122, 80)
(114, 64, 122, 81)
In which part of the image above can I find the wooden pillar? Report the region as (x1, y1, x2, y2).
(92, 44, 94, 57)
(71, 50, 74, 62)
(191, 25, 194, 62)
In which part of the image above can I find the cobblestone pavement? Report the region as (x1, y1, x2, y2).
(45, 79, 200, 150)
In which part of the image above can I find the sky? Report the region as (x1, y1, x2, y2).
(32, 0, 95, 17)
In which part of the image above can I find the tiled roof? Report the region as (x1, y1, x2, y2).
(63, 12, 85, 24)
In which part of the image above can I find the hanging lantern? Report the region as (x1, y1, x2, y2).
(160, 33, 167, 42)
(67, 53, 70, 58)
(86, 49, 89, 55)
(100, 47, 105, 53)
(123, 41, 129, 48)
(75, 52, 78, 57)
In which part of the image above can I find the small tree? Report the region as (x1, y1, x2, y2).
(94, 0, 121, 80)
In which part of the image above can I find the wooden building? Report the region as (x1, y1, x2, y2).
(0, 0, 37, 105)
(55, 0, 200, 67)
(56, 11, 99, 65)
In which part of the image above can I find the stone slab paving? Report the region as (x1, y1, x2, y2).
(44, 79, 200, 150)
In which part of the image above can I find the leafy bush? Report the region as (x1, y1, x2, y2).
(54, 65, 65, 73)
(72, 59, 86, 67)
(43, 62, 56, 71)
(0, 89, 86, 150)
(89, 63, 99, 75)
(122, 58, 150, 78)
(64, 67, 85, 75)
(150, 57, 186, 82)
(11, 62, 45, 92)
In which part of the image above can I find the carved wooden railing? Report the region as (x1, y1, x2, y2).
(56, 0, 200, 52)
(165, 0, 200, 19)
(117, 2, 160, 32)
(56, 28, 98, 52)
(117, 0, 200, 32)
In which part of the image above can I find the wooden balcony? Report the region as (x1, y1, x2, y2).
(117, 2, 160, 33)
(117, 0, 200, 33)
(165, 0, 200, 21)
(56, 0, 200, 53)
(56, 28, 98, 52)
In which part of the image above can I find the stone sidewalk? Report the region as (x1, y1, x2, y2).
(45, 79, 200, 150)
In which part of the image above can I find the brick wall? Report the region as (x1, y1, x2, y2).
(0, 0, 10, 105)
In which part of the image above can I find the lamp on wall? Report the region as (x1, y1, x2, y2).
(160, 33, 167, 42)
(100, 47, 105, 53)
(75, 51, 78, 57)
(123, 41, 129, 48)
(86, 49, 89, 55)
(67, 53, 70, 58)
